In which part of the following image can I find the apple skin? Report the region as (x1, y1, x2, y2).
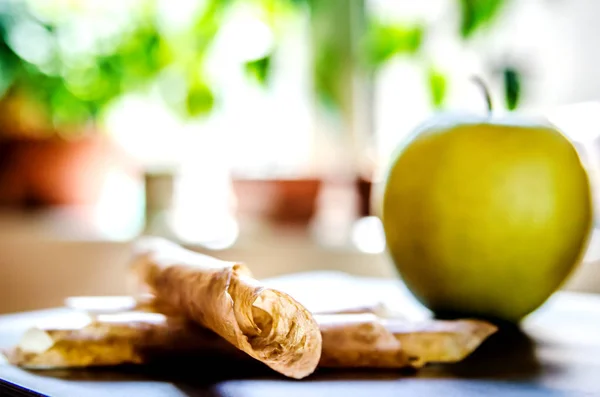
(381, 113, 593, 323)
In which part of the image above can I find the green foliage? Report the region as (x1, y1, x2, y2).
(313, 41, 345, 111)
(309, 0, 355, 113)
(503, 66, 521, 111)
(0, 0, 513, 135)
(185, 79, 215, 117)
(0, 0, 229, 132)
(427, 67, 448, 109)
(365, 23, 423, 66)
(459, 0, 506, 38)
(245, 55, 272, 86)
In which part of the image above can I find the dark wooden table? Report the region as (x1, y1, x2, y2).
(1, 281, 600, 396)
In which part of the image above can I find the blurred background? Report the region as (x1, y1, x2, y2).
(0, 0, 598, 313)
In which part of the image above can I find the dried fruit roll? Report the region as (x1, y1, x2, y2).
(130, 237, 322, 379)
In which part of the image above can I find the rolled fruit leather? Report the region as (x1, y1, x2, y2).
(129, 237, 322, 379)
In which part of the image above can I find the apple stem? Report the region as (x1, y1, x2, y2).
(471, 76, 493, 114)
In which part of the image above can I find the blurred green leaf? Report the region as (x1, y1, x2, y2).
(310, 0, 356, 112)
(503, 66, 521, 110)
(245, 55, 272, 86)
(185, 79, 215, 117)
(427, 67, 447, 109)
(314, 41, 344, 111)
(0, 10, 20, 95)
(0, 46, 17, 97)
(192, 0, 231, 54)
(49, 83, 94, 127)
(118, 27, 165, 84)
(459, 0, 506, 38)
(365, 22, 423, 67)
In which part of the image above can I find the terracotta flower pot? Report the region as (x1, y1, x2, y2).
(231, 177, 322, 226)
(0, 135, 132, 208)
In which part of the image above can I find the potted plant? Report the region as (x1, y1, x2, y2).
(0, 0, 223, 208)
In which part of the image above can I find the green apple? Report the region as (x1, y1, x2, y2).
(382, 89, 593, 323)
